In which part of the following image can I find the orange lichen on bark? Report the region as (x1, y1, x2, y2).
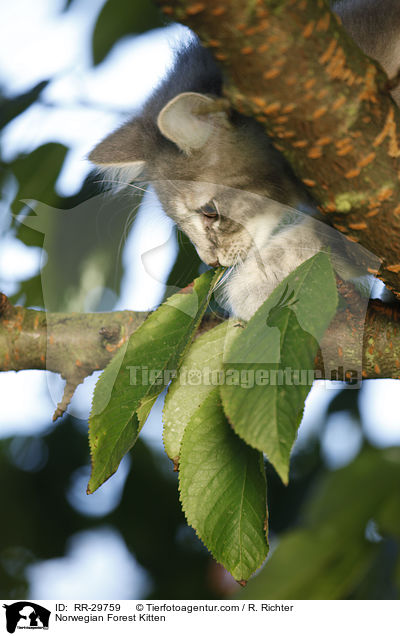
(308, 146, 323, 158)
(319, 39, 337, 65)
(325, 45, 358, 86)
(357, 65, 378, 103)
(378, 186, 394, 201)
(251, 96, 266, 108)
(356, 152, 376, 168)
(303, 178, 316, 187)
(244, 26, 257, 36)
(186, 3, 206, 15)
(292, 139, 309, 148)
(302, 21, 315, 38)
(316, 88, 329, 100)
(348, 222, 368, 230)
(332, 95, 346, 111)
(277, 130, 296, 138)
(373, 106, 400, 157)
(304, 78, 317, 90)
(345, 167, 361, 178)
(316, 12, 330, 31)
(336, 144, 354, 156)
(386, 263, 400, 273)
(263, 68, 282, 80)
(211, 6, 226, 15)
(282, 103, 297, 113)
(263, 102, 281, 114)
(312, 106, 328, 119)
(241, 46, 254, 55)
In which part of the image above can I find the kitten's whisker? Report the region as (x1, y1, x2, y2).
(100, 179, 149, 193)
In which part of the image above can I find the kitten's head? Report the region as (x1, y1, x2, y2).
(89, 48, 305, 266)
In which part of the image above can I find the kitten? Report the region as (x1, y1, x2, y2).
(89, 1, 400, 320)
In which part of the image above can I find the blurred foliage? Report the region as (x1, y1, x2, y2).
(0, 0, 399, 600)
(0, 81, 49, 130)
(241, 447, 400, 599)
(0, 417, 217, 599)
(327, 386, 362, 419)
(92, 0, 166, 65)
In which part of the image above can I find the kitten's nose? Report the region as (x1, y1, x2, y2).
(209, 259, 220, 268)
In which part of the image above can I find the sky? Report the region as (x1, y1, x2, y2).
(1, 0, 400, 599)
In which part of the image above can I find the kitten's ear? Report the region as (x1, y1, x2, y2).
(157, 92, 230, 153)
(88, 122, 146, 178)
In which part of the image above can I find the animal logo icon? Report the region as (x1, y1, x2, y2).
(2, 602, 50, 633)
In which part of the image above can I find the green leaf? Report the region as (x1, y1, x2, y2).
(179, 389, 268, 582)
(163, 319, 240, 462)
(0, 80, 49, 129)
(88, 268, 222, 492)
(92, 0, 166, 66)
(221, 253, 338, 483)
(165, 229, 202, 294)
(11, 143, 68, 226)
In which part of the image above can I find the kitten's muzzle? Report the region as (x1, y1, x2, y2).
(209, 259, 220, 268)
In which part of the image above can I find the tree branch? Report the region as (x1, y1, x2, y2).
(0, 293, 148, 420)
(158, 0, 400, 295)
(2, 291, 400, 412)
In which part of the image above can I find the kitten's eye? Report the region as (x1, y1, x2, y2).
(199, 201, 218, 219)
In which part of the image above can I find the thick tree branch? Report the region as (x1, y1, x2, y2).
(158, 0, 400, 295)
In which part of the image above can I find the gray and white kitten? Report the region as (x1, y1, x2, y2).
(89, 1, 400, 320)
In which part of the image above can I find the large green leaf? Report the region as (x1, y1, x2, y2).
(163, 319, 240, 462)
(92, 0, 165, 66)
(88, 268, 222, 492)
(221, 253, 338, 483)
(179, 389, 268, 582)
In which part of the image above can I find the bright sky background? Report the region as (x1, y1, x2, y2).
(1, 0, 400, 599)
